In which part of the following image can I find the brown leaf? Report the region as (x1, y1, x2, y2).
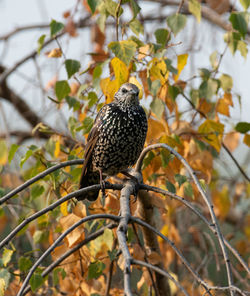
(65, 18, 78, 37)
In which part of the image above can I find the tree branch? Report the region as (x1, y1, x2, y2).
(17, 214, 121, 296)
(136, 143, 235, 296)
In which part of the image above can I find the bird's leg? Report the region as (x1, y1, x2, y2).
(98, 169, 106, 198)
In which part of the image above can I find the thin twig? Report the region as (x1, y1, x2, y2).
(139, 183, 249, 275)
(22, 222, 118, 295)
(136, 143, 235, 296)
(131, 259, 189, 296)
(0, 184, 123, 250)
(17, 214, 121, 296)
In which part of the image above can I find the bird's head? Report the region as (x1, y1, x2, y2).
(114, 83, 140, 107)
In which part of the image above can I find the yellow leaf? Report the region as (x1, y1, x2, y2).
(47, 48, 62, 58)
(54, 137, 61, 158)
(243, 133, 250, 147)
(128, 76, 143, 99)
(158, 224, 168, 243)
(60, 201, 68, 216)
(174, 54, 188, 81)
(111, 57, 129, 85)
(223, 132, 240, 152)
(100, 77, 119, 103)
(0, 140, 8, 165)
(148, 57, 169, 85)
(198, 119, 224, 152)
(216, 98, 230, 116)
(212, 185, 231, 220)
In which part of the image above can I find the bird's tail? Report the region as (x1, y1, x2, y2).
(78, 170, 100, 201)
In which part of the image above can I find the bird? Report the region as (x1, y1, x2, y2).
(78, 82, 148, 201)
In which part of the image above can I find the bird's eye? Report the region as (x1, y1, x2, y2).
(122, 88, 128, 94)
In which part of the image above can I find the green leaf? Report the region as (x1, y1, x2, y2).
(30, 272, 44, 292)
(143, 151, 155, 168)
(0, 278, 5, 296)
(55, 80, 71, 101)
(93, 64, 103, 80)
(166, 180, 176, 194)
(108, 40, 137, 65)
(37, 34, 46, 54)
(81, 117, 94, 134)
(105, 0, 123, 17)
(68, 116, 78, 138)
(31, 184, 45, 200)
(18, 257, 32, 272)
(88, 92, 98, 108)
(229, 12, 248, 38)
(199, 79, 218, 100)
(65, 59, 81, 79)
(237, 40, 248, 58)
(8, 144, 19, 164)
(50, 19, 64, 37)
(160, 150, 171, 168)
(87, 0, 99, 14)
(20, 150, 33, 168)
(65, 96, 81, 111)
(239, 0, 250, 10)
(175, 174, 187, 187)
(130, 0, 141, 18)
(2, 248, 13, 267)
(188, 0, 201, 23)
(150, 98, 164, 120)
(87, 261, 105, 279)
(129, 18, 144, 36)
(154, 28, 169, 46)
(219, 74, 233, 92)
(53, 268, 66, 286)
(235, 122, 250, 133)
(184, 182, 194, 199)
(168, 85, 180, 101)
(166, 13, 187, 36)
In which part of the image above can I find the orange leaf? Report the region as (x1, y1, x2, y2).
(223, 131, 240, 152)
(243, 134, 250, 147)
(0, 140, 8, 165)
(224, 92, 233, 106)
(216, 98, 229, 116)
(146, 117, 166, 143)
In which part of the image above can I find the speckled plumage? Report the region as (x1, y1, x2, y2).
(78, 83, 148, 201)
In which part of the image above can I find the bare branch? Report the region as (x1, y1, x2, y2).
(140, 183, 249, 275)
(22, 222, 118, 296)
(0, 184, 122, 250)
(0, 159, 84, 205)
(17, 214, 121, 296)
(131, 259, 189, 296)
(136, 143, 235, 295)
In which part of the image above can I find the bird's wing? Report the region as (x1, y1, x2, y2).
(79, 105, 109, 188)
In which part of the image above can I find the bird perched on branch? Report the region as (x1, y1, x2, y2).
(78, 83, 148, 201)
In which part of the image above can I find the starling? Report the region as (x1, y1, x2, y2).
(78, 83, 148, 201)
